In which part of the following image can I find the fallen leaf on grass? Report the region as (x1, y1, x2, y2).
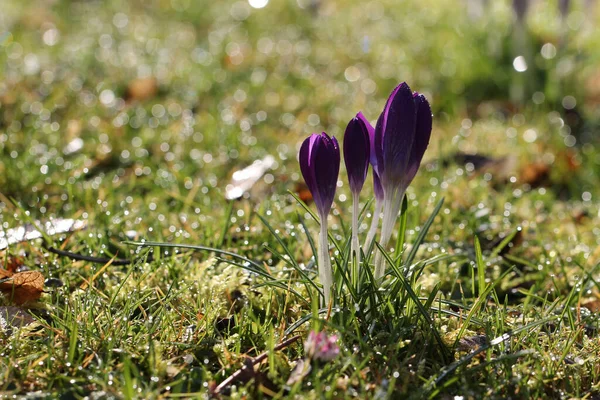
(1, 255, 25, 273)
(520, 161, 550, 187)
(572, 209, 589, 224)
(222, 359, 280, 397)
(581, 299, 600, 313)
(436, 152, 518, 184)
(294, 182, 313, 204)
(63, 137, 84, 155)
(0, 268, 12, 280)
(286, 358, 311, 385)
(586, 69, 600, 107)
(0, 271, 45, 305)
(225, 155, 275, 200)
(0, 218, 87, 250)
(457, 334, 488, 352)
(0, 306, 36, 334)
(126, 77, 158, 102)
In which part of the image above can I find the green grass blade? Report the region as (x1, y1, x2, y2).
(297, 212, 317, 266)
(288, 190, 319, 223)
(217, 200, 234, 248)
(490, 227, 521, 258)
(474, 236, 485, 296)
(259, 213, 321, 293)
(452, 264, 515, 349)
(283, 308, 329, 337)
(428, 315, 558, 397)
(394, 196, 408, 262)
(404, 197, 445, 276)
(377, 242, 451, 362)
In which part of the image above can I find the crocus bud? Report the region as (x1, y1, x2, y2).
(558, 0, 570, 20)
(373, 82, 432, 279)
(403, 92, 433, 186)
(299, 132, 340, 305)
(363, 113, 384, 253)
(299, 132, 340, 217)
(512, 0, 529, 22)
(373, 170, 384, 202)
(343, 112, 371, 289)
(343, 113, 371, 195)
(372, 82, 432, 196)
(365, 110, 384, 203)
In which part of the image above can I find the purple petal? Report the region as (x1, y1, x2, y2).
(356, 112, 376, 167)
(379, 82, 417, 187)
(404, 93, 432, 184)
(512, 0, 529, 21)
(373, 112, 385, 178)
(331, 135, 340, 177)
(300, 134, 323, 209)
(343, 115, 371, 194)
(374, 83, 407, 171)
(306, 132, 340, 215)
(373, 169, 384, 201)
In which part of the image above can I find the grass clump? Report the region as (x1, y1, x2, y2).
(2, 0, 600, 398)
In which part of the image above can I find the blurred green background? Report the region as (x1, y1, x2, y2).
(1, 0, 599, 241)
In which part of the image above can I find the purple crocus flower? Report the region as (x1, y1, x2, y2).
(373, 171, 384, 202)
(343, 113, 371, 287)
(558, 0, 570, 19)
(405, 92, 433, 186)
(299, 132, 340, 304)
(373, 82, 432, 279)
(365, 111, 385, 204)
(512, 0, 529, 22)
(373, 83, 432, 189)
(343, 113, 370, 195)
(358, 110, 384, 205)
(299, 132, 340, 218)
(363, 113, 384, 252)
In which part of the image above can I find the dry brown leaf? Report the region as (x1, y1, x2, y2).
(126, 77, 158, 102)
(2, 255, 25, 273)
(581, 299, 600, 313)
(67, 119, 82, 138)
(0, 270, 44, 305)
(458, 334, 488, 352)
(0, 306, 36, 333)
(520, 161, 550, 187)
(294, 182, 313, 204)
(286, 359, 312, 385)
(585, 69, 600, 107)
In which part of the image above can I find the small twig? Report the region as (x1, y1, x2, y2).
(46, 246, 134, 266)
(213, 334, 302, 395)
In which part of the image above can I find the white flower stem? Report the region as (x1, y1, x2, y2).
(364, 199, 382, 253)
(318, 213, 333, 306)
(374, 187, 405, 280)
(351, 191, 361, 291)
